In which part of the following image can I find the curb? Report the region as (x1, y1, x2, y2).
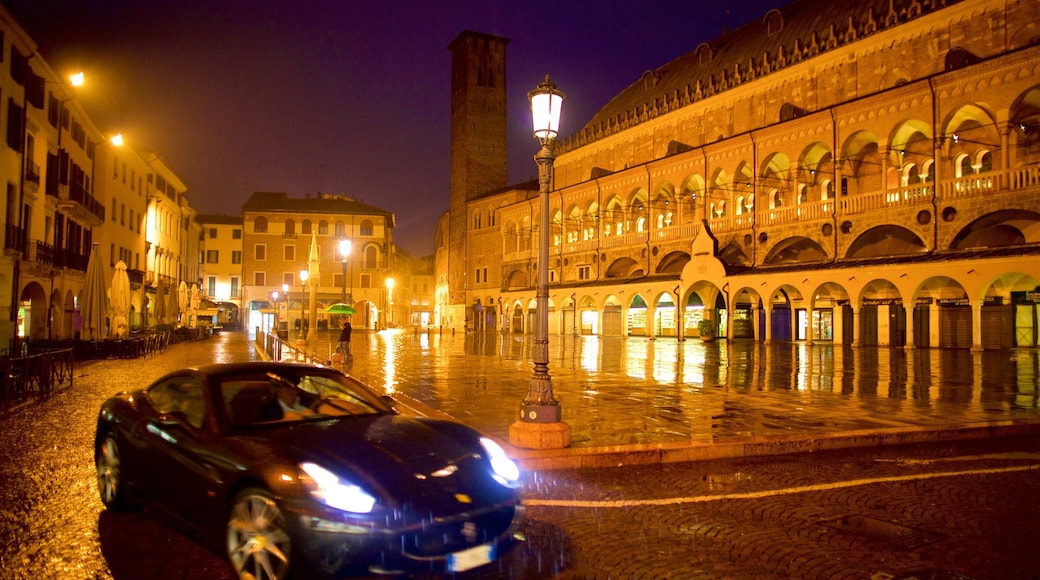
(501, 421, 1040, 471)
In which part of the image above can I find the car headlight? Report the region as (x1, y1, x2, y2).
(479, 437, 520, 486)
(299, 462, 377, 514)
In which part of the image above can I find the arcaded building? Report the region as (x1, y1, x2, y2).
(439, 0, 1040, 350)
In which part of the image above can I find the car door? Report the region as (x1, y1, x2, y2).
(142, 374, 225, 527)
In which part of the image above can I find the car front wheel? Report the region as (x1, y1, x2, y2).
(96, 433, 130, 510)
(227, 488, 293, 580)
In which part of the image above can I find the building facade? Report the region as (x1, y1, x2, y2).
(439, 0, 1040, 350)
(0, 4, 199, 351)
(239, 192, 397, 333)
(198, 213, 244, 325)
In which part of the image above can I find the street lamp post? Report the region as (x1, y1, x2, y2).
(281, 283, 289, 331)
(298, 270, 309, 343)
(270, 291, 279, 334)
(339, 239, 352, 306)
(509, 75, 571, 449)
(385, 277, 395, 329)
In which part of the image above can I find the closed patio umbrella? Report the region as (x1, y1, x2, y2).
(154, 278, 167, 326)
(110, 260, 131, 337)
(168, 281, 180, 325)
(81, 244, 108, 341)
(178, 281, 188, 326)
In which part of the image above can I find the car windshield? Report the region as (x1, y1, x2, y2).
(221, 371, 391, 427)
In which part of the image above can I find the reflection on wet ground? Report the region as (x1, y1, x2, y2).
(292, 329, 1040, 448)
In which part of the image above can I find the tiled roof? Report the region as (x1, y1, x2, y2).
(570, 0, 962, 146)
(241, 191, 394, 221)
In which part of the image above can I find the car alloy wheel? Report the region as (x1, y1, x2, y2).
(227, 488, 292, 580)
(96, 433, 128, 510)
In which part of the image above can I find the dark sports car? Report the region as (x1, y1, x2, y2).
(94, 362, 524, 579)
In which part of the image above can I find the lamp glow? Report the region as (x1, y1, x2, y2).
(529, 75, 565, 141)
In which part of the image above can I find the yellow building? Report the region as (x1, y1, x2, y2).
(0, 3, 198, 349)
(239, 192, 396, 332)
(440, 0, 1040, 349)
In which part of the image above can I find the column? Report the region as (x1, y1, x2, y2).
(805, 305, 814, 346)
(971, 299, 984, 352)
(851, 305, 861, 347)
(904, 303, 916, 350)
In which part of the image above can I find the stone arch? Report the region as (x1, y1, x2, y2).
(605, 256, 642, 278)
(845, 225, 927, 258)
(949, 209, 1040, 249)
(840, 130, 881, 196)
(656, 250, 690, 274)
(504, 269, 529, 290)
(763, 236, 829, 264)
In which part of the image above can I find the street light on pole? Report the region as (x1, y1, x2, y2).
(509, 75, 571, 450)
(270, 291, 279, 334)
(385, 277, 395, 329)
(298, 270, 308, 342)
(339, 239, 352, 306)
(281, 283, 289, 331)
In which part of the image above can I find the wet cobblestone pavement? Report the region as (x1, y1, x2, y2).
(286, 328, 1040, 454)
(1, 329, 1038, 579)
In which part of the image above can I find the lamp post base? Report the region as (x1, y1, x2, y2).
(509, 404, 571, 449)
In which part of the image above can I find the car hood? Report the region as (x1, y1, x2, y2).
(239, 414, 513, 509)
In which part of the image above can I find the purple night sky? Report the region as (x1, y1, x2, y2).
(9, 0, 780, 255)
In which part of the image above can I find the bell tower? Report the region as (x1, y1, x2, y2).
(446, 31, 509, 324)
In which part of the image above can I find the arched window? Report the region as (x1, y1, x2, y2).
(334, 221, 345, 236)
(301, 220, 312, 234)
(977, 151, 993, 173)
(253, 216, 268, 233)
(636, 216, 646, 232)
(360, 220, 374, 236)
(364, 246, 378, 269)
(284, 219, 295, 235)
(956, 154, 972, 177)
(318, 220, 328, 235)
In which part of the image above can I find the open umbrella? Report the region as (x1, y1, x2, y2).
(110, 260, 131, 337)
(81, 244, 108, 341)
(326, 303, 357, 315)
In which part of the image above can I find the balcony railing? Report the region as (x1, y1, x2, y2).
(4, 225, 26, 253)
(24, 162, 40, 190)
(498, 165, 1040, 263)
(27, 241, 88, 272)
(66, 182, 106, 222)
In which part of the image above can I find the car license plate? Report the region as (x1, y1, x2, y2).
(447, 543, 495, 572)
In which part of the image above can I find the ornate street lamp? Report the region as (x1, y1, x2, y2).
(281, 283, 289, 331)
(298, 269, 308, 341)
(339, 239, 352, 305)
(509, 75, 571, 449)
